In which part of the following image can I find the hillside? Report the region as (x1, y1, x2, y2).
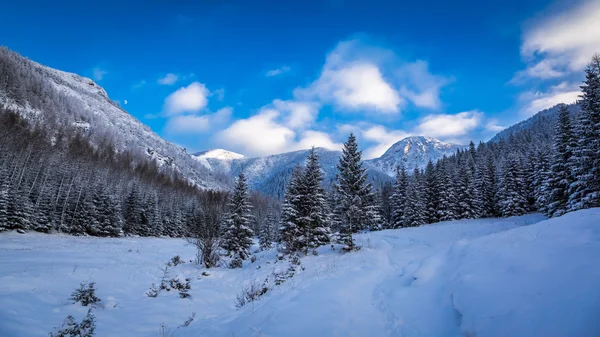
(1, 209, 598, 336)
(0, 47, 227, 190)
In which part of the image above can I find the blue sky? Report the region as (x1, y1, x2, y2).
(2, 0, 597, 158)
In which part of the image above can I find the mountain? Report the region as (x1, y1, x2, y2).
(0, 47, 228, 190)
(193, 147, 393, 199)
(366, 136, 464, 176)
(490, 103, 580, 144)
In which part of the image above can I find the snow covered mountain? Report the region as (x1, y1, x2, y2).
(192, 136, 465, 198)
(193, 147, 393, 199)
(0, 47, 228, 190)
(366, 136, 464, 176)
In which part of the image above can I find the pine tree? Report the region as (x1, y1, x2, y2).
(436, 158, 458, 221)
(0, 176, 9, 228)
(423, 161, 438, 224)
(546, 104, 576, 217)
(376, 182, 393, 229)
(123, 185, 141, 234)
(390, 165, 408, 228)
(404, 168, 426, 227)
(497, 154, 529, 217)
(568, 54, 600, 211)
(279, 166, 303, 253)
(334, 133, 379, 250)
(474, 145, 497, 218)
(6, 186, 32, 230)
(298, 148, 331, 253)
(93, 188, 123, 237)
(222, 173, 254, 263)
(259, 206, 275, 250)
(531, 147, 551, 214)
(456, 156, 476, 219)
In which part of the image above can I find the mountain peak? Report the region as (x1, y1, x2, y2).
(193, 149, 245, 160)
(367, 136, 463, 176)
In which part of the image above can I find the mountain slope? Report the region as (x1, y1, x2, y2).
(366, 136, 464, 176)
(490, 103, 580, 143)
(0, 47, 227, 190)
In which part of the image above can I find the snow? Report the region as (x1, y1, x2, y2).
(1, 210, 599, 337)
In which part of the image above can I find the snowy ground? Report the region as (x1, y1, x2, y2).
(1, 210, 599, 337)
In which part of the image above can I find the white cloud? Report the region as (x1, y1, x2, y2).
(216, 108, 340, 156)
(361, 125, 411, 159)
(295, 40, 402, 114)
(294, 130, 343, 151)
(397, 60, 450, 109)
(212, 106, 233, 124)
(213, 88, 225, 101)
(519, 82, 581, 116)
(165, 106, 233, 134)
(92, 68, 107, 81)
(164, 82, 209, 115)
(165, 115, 210, 133)
(295, 38, 450, 114)
(271, 99, 319, 129)
(416, 110, 483, 138)
(518, 0, 600, 79)
(510, 59, 566, 83)
(485, 119, 505, 133)
(266, 66, 291, 77)
(217, 110, 295, 156)
(158, 73, 179, 85)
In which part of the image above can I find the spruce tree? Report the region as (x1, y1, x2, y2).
(531, 147, 551, 214)
(497, 154, 529, 216)
(568, 54, 600, 211)
(423, 161, 438, 224)
(279, 166, 303, 253)
(299, 148, 331, 253)
(474, 145, 496, 218)
(436, 158, 458, 221)
(390, 165, 408, 228)
(0, 177, 9, 229)
(546, 104, 576, 217)
(259, 206, 275, 250)
(404, 168, 426, 227)
(123, 185, 141, 234)
(222, 173, 254, 263)
(334, 133, 379, 250)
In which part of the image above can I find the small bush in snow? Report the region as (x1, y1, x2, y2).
(50, 309, 96, 337)
(250, 255, 257, 263)
(69, 282, 100, 307)
(201, 271, 209, 277)
(229, 256, 243, 269)
(146, 283, 159, 298)
(170, 255, 184, 266)
(235, 279, 269, 308)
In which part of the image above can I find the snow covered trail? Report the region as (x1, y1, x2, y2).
(1, 210, 599, 337)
